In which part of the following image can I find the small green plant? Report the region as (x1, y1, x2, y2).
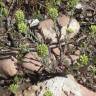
(48, 7, 58, 21)
(89, 65, 96, 75)
(36, 44, 48, 57)
(15, 10, 25, 23)
(79, 54, 88, 66)
(46, 0, 61, 6)
(18, 22, 28, 33)
(8, 75, 22, 94)
(0, 1, 5, 7)
(9, 83, 19, 94)
(66, 27, 74, 33)
(14, 75, 22, 83)
(90, 25, 96, 34)
(43, 90, 53, 96)
(0, 2, 8, 17)
(55, 0, 62, 5)
(32, 10, 43, 20)
(19, 43, 30, 53)
(15, 9, 28, 34)
(67, 0, 79, 9)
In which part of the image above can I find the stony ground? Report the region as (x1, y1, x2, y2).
(0, 0, 96, 96)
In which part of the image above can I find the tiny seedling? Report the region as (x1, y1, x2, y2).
(79, 54, 88, 66)
(19, 43, 30, 54)
(90, 25, 96, 34)
(9, 83, 19, 94)
(66, 27, 74, 33)
(0, 2, 8, 16)
(32, 10, 43, 20)
(43, 90, 53, 96)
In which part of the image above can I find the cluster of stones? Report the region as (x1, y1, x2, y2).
(0, 15, 81, 77)
(0, 14, 96, 96)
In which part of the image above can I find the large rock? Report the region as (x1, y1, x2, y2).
(22, 52, 43, 72)
(52, 47, 60, 56)
(38, 75, 82, 96)
(38, 19, 57, 43)
(15, 75, 96, 96)
(37, 75, 96, 96)
(22, 52, 57, 73)
(0, 56, 17, 77)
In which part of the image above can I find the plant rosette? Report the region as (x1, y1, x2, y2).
(43, 90, 53, 96)
(36, 44, 49, 57)
(9, 83, 19, 94)
(66, 27, 74, 33)
(90, 25, 96, 34)
(18, 22, 28, 34)
(15, 10, 25, 23)
(48, 7, 58, 21)
(79, 54, 89, 66)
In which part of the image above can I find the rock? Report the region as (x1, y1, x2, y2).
(63, 56, 72, 66)
(23, 89, 35, 96)
(19, 85, 39, 96)
(0, 56, 17, 77)
(44, 53, 57, 72)
(22, 52, 43, 72)
(67, 18, 80, 39)
(36, 32, 44, 43)
(58, 15, 80, 39)
(79, 84, 96, 96)
(38, 19, 54, 30)
(52, 47, 60, 56)
(38, 18, 66, 44)
(70, 55, 79, 63)
(75, 50, 80, 56)
(68, 44, 75, 52)
(0, 86, 11, 96)
(69, 44, 75, 48)
(38, 19, 57, 43)
(68, 75, 96, 96)
(75, 3, 83, 9)
(36, 74, 96, 96)
(17, 75, 96, 96)
(29, 19, 40, 27)
(15, 92, 23, 96)
(57, 15, 70, 27)
(37, 75, 82, 96)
